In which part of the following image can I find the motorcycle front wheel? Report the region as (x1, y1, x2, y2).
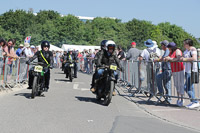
(31, 76, 38, 99)
(103, 81, 114, 106)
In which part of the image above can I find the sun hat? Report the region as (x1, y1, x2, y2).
(144, 39, 154, 48)
(24, 43, 30, 48)
(19, 44, 24, 47)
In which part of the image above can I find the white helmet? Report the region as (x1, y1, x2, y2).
(105, 40, 116, 50)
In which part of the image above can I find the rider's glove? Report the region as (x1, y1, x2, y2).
(26, 61, 30, 65)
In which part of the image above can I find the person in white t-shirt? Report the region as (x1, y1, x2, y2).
(24, 43, 33, 58)
(139, 39, 161, 96)
(180, 39, 200, 109)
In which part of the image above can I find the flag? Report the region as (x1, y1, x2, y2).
(24, 36, 31, 43)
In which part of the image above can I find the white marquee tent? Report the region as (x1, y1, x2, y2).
(37, 44, 64, 51)
(61, 44, 100, 52)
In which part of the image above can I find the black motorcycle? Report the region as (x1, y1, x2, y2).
(65, 62, 74, 82)
(30, 62, 48, 99)
(95, 64, 118, 106)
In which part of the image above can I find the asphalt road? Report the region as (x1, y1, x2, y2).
(0, 68, 199, 133)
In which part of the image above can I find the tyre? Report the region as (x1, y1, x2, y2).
(69, 68, 73, 82)
(103, 81, 114, 106)
(31, 76, 38, 99)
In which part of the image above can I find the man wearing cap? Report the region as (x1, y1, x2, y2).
(155, 40, 172, 103)
(16, 44, 25, 57)
(24, 43, 33, 58)
(126, 42, 141, 60)
(30, 45, 35, 56)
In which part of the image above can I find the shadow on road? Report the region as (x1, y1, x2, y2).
(14, 93, 32, 99)
(75, 96, 103, 105)
(14, 93, 45, 99)
(54, 79, 71, 82)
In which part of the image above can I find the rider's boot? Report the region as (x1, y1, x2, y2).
(112, 88, 116, 96)
(90, 79, 97, 93)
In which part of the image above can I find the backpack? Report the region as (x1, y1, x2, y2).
(147, 48, 159, 61)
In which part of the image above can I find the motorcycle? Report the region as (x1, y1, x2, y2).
(30, 62, 48, 99)
(95, 64, 118, 106)
(65, 62, 74, 82)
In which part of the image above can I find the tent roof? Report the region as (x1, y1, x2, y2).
(61, 44, 100, 52)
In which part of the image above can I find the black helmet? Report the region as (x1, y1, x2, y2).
(41, 41, 50, 50)
(100, 40, 107, 50)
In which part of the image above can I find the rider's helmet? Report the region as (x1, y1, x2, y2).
(106, 40, 116, 51)
(100, 40, 107, 50)
(41, 41, 50, 50)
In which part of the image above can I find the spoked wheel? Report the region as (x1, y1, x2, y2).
(103, 81, 114, 106)
(31, 76, 38, 99)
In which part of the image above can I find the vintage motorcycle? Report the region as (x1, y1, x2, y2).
(30, 62, 49, 99)
(64, 62, 74, 82)
(95, 64, 118, 106)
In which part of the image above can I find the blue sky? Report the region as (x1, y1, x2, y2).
(1, 0, 200, 38)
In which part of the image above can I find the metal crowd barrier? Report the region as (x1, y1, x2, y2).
(0, 57, 29, 91)
(118, 60, 200, 103)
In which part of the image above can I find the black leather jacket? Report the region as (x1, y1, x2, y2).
(97, 50, 122, 70)
(28, 50, 53, 67)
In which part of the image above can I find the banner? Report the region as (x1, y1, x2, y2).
(24, 36, 31, 44)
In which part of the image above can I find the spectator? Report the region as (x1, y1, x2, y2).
(16, 44, 26, 57)
(165, 42, 184, 107)
(89, 51, 95, 73)
(117, 45, 125, 60)
(155, 40, 172, 104)
(3, 39, 18, 80)
(0, 38, 6, 57)
(180, 39, 200, 108)
(84, 51, 89, 73)
(24, 43, 33, 58)
(0, 38, 6, 75)
(126, 42, 141, 60)
(30, 45, 35, 56)
(35, 46, 39, 53)
(139, 39, 161, 96)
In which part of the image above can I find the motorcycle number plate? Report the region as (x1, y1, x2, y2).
(34, 65, 43, 72)
(110, 65, 117, 70)
(70, 64, 74, 67)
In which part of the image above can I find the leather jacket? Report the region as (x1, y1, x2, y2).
(28, 50, 53, 67)
(97, 49, 122, 70)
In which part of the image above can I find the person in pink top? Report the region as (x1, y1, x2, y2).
(165, 42, 185, 107)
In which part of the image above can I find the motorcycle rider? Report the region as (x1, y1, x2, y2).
(90, 40, 107, 92)
(64, 48, 77, 78)
(93, 40, 122, 96)
(61, 50, 68, 71)
(26, 41, 53, 92)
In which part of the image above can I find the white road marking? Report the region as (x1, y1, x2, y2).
(73, 84, 79, 90)
(73, 84, 89, 91)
